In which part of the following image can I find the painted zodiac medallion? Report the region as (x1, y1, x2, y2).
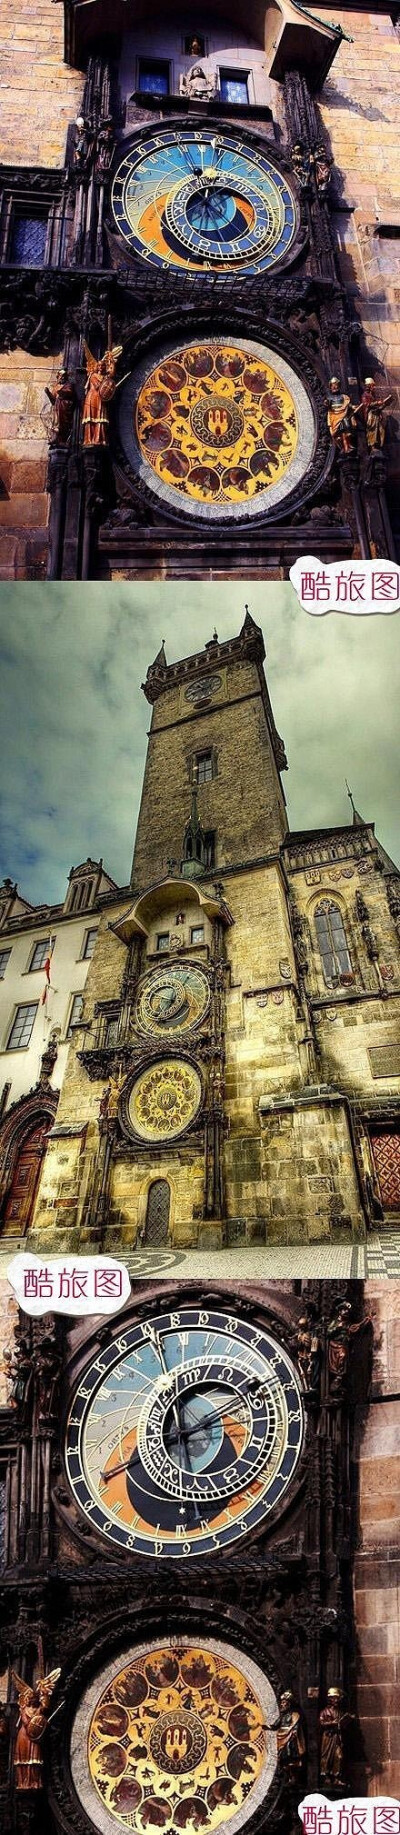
(71, 1637, 279, 1835)
(119, 339, 316, 520)
(127, 1060, 202, 1140)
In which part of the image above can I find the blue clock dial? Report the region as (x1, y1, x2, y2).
(65, 1307, 304, 1558)
(111, 129, 297, 275)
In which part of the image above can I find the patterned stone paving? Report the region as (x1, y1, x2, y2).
(2, 1237, 400, 1285)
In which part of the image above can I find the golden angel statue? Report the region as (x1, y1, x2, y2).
(81, 340, 123, 447)
(12, 1668, 61, 1790)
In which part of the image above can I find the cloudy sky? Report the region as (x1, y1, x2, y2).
(0, 581, 399, 906)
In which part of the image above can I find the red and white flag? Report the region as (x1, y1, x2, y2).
(41, 939, 55, 1006)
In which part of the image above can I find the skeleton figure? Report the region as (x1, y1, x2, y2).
(81, 342, 123, 447)
(12, 1670, 61, 1791)
(73, 116, 94, 173)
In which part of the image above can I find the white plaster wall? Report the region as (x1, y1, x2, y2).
(0, 915, 100, 1109)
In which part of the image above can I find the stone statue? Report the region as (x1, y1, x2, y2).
(96, 116, 114, 178)
(327, 1300, 372, 1396)
(81, 341, 123, 447)
(12, 1669, 61, 1791)
(36, 1336, 61, 1425)
(275, 1691, 306, 1783)
(311, 142, 333, 199)
(73, 116, 94, 174)
(291, 141, 311, 190)
(99, 1082, 111, 1124)
(45, 368, 76, 446)
(7, 1336, 34, 1423)
(297, 1311, 321, 1395)
(359, 377, 392, 450)
(327, 378, 358, 455)
(180, 63, 217, 99)
(319, 1687, 352, 1790)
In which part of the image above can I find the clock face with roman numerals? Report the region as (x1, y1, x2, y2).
(111, 128, 297, 275)
(65, 1308, 304, 1559)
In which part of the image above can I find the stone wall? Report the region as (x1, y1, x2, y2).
(353, 1280, 400, 1796)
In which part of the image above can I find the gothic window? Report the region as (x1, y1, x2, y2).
(191, 925, 204, 944)
(204, 830, 215, 869)
(195, 752, 213, 784)
(28, 937, 50, 972)
(81, 927, 98, 960)
(219, 69, 249, 103)
(0, 950, 11, 978)
(156, 932, 170, 952)
(315, 901, 352, 986)
(138, 59, 170, 95)
(69, 881, 94, 913)
(9, 211, 49, 266)
(67, 993, 84, 1036)
(144, 1180, 171, 1245)
(7, 1004, 38, 1050)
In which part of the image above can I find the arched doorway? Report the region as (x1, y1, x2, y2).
(144, 1180, 171, 1246)
(2, 1120, 49, 1236)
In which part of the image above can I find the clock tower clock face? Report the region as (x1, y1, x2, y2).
(65, 1307, 304, 1558)
(111, 128, 297, 275)
(135, 964, 210, 1038)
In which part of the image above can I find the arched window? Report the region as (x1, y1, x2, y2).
(144, 1180, 170, 1246)
(315, 901, 352, 986)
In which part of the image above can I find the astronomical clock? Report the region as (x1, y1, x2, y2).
(111, 128, 298, 275)
(64, 1305, 304, 1559)
(0, 1284, 372, 1835)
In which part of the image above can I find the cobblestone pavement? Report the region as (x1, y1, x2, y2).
(2, 1236, 400, 1285)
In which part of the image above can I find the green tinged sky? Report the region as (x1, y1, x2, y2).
(0, 580, 399, 905)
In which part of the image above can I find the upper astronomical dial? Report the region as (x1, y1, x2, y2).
(111, 129, 297, 275)
(135, 964, 210, 1038)
(65, 1307, 304, 1559)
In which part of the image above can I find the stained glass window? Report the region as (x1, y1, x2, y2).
(9, 213, 48, 266)
(138, 60, 169, 95)
(219, 69, 249, 104)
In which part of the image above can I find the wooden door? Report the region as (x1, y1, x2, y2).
(370, 1130, 400, 1212)
(2, 1123, 48, 1236)
(145, 1180, 171, 1245)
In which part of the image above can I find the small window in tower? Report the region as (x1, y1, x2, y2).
(138, 60, 170, 96)
(9, 211, 49, 267)
(219, 69, 249, 104)
(195, 753, 213, 784)
(156, 932, 170, 952)
(28, 938, 51, 973)
(184, 33, 206, 55)
(7, 1003, 38, 1050)
(0, 949, 11, 978)
(315, 902, 352, 987)
(191, 925, 204, 945)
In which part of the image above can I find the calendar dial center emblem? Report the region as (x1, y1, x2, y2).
(65, 1308, 304, 1558)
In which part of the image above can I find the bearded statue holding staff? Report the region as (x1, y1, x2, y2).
(360, 376, 392, 450)
(81, 341, 123, 447)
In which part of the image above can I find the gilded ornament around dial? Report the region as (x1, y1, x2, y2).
(135, 965, 210, 1038)
(128, 1060, 202, 1140)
